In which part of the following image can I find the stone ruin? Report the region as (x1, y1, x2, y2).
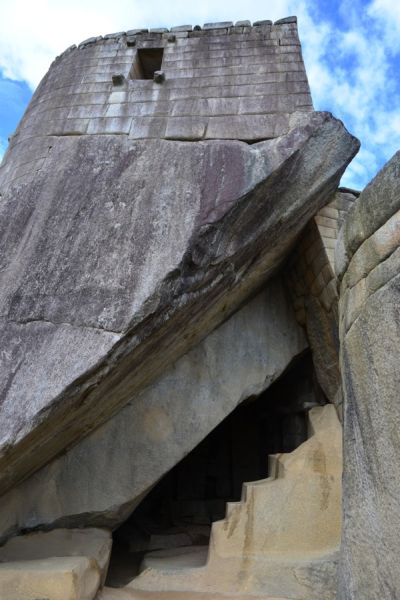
(0, 16, 398, 600)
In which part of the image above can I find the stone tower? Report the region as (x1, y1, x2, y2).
(0, 16, 399, 600)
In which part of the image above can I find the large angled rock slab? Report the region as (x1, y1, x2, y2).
(0, 278, 307, 539)
(338, 152, 400, 599)
(0, 111, 359, 494)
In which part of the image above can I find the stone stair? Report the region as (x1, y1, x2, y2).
(109, 404, 341, 600)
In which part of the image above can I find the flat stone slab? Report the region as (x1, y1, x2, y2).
(203, 22, 233, 29)
(0, 556, 101, 600)
(170, 25, 193, 32)
(0, 528, 112, 584)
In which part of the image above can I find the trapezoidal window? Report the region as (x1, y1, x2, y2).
(130, 48, 164, 80)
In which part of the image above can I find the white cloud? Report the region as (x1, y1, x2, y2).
(0, 0, 294, 88)
(0, 0, 135, 87)
(368, 0, 400, 49)
(292, 0, 400, 189)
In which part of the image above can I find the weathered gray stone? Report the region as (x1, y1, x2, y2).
(153, 70, 165, 83)
(149, 28, 169, 33)
(235, 20, 251, 26)
(86, 116, 132, 134)
(203, 22, 233, 29)
(253, 20, 273, 26)
(126, 29, 148, 35)
(170, 25, 193, 32)
(340, 274, 400, 599)
(335, 150, 400, 279)
(0, 111, 359, 497)
(0, 278, 307, 537)
(275, 16, 298, 24)
(129, 116, 168, 138)
(103, 32, 125, 40)
(305, 294, 340, 402)
(338, 152, 400, 599)
(205, 113, 291, 140)
(78, 36, 103, 48)
(112, 74, 126, 86)
(126, 36, 136, 47)
(165, 115, 207, 139)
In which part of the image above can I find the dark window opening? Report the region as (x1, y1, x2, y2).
(130, 48, 164, 80)
(106, 352, 324, 588)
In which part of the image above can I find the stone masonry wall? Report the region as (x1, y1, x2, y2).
(0, 18, 312, 189)
(285, 191, 357, 413)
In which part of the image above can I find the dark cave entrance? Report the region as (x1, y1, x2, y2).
(106, 352, 324, 587)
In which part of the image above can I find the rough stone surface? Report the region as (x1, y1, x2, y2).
(170, 25, 193, 32)
(275, 16, 297, 24)
(335, 151, 400, 279)
(0, 556, 101, 600)
(0, 279, 307, 538)
(285, 189, 357, 419)
(0, 528, 112, 585)
(127, 405, 341, 600)
(0, 111, 359, 496)
(203, 22, 234, 29)
(338, 152, 400, 599)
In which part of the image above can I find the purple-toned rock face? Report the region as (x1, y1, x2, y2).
(0, 110, 358, 498)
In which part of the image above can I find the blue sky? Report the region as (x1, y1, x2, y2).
(0, 0, 399, 190)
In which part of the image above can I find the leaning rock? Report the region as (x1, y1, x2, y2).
(0, 112, 358, 496)
(0, 278, 307, 538)
(338, 152, 400, 599)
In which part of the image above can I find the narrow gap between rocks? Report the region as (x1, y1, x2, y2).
(106, 351, 325, 587)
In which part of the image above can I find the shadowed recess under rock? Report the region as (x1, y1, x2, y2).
(106, 353, 316, 588)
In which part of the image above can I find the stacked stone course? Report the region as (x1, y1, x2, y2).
(0, 18, 312, 189)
